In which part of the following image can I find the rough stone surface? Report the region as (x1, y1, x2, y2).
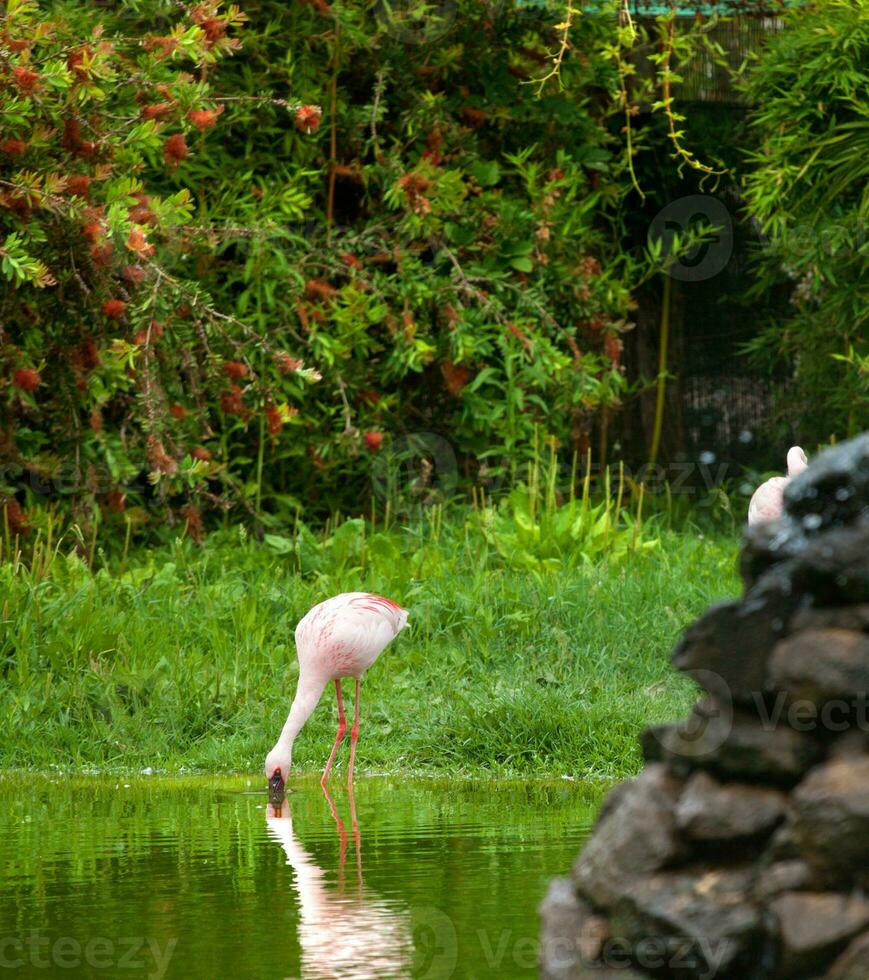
(541, 434, 869, 980)
(771, 891, 869, 977)
(644, 701, 822, 785)
(675, 771, 787, 843)
(539, 879, 610, 980)
(790, 604, 869, 633)
(753, 859, 815, 901)
(671, 592, 794, 701)
(769, 628, 869, 705)
(790, 757, 869, 878)
(571, 765, 682, 909)
(825, 931, 869, 980)
(609, 867, 762, 978)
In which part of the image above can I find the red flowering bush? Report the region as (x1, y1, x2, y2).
(0, 0, 314, 538)
(1, 0, 687, 540)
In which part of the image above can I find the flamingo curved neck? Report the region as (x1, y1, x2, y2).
(277, 673, 327, 753)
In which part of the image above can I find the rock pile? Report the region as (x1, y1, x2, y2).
(541, 433, 869, 980)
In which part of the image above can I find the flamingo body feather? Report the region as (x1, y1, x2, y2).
(747, 446, 808, 526)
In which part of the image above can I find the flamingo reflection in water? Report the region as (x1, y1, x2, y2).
(266, 786, 414, 979)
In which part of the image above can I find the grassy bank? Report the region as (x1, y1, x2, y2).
(0, 501, 740, 779)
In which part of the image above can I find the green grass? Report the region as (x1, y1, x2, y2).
(0, 498, 740, 780)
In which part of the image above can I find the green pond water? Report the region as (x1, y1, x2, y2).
(0, 774, 604, 979)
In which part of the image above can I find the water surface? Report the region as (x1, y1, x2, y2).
(0, 774, 602, 979)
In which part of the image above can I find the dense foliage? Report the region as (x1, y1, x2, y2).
(1, 0, 647, 538)
(741, 0, 869, 441)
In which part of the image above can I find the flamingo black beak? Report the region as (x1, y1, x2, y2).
(268, 768, 285, 806)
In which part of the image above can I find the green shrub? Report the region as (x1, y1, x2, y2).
(1, 0, 649, 538)
(741, 0, 869, 440)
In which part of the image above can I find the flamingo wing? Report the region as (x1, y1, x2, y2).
(748, 476, 788, 525)
(295, 592, 408, 679)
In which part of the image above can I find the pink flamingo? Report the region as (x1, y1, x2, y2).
(264, 592, 409, 795)
(747, 445, 808, 525)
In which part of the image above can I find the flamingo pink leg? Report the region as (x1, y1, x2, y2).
(321, 679, 347, 786)
(347, 679, 361, 786)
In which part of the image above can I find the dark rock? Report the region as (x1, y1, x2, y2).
(784, 433, 869, 532)
(753, 860, 815, 901)
(769, 628, 869, 706)
(825, 931, 869, 980)
(572, 765, 682, 909)
(539, 879, 611, 980)
(646, 701, 822, 785)
(787, 525, 869, 607)
(542, 432, 869, 980)
(829, 729, 869, 758)
(742, 434, 869, 588)
(791, 757, 869, 878)
(771, 891, 869, 977)
(671, 591, 796, 701)
(675, 771, 787, 842)
(609, 866, 762, 979)
(790, 605, 869, 633)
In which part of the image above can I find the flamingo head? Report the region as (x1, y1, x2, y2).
(264, 747, 291, 801)
(786, 446, 808, 478)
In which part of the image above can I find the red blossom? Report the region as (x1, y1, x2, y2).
(163, 133, 188, 166)
(141, 102, 174, 121)
(604, 334, 621, 367)
(304, 279, 338, 302)
(2, 35, 28, 54)
(133, 321, 164, 346)
(63, 118, 81, 152)
(294, 105, 322, 134)
(78, 339, 101, 371)
(180, 503, 204, 541)
(265, 404, 283, 437)
(0, 139, 27, 156)
(13, 368, 40, 392)
(192, 6, 228, 45)
(89, 408, 103, 433)
(220, 385, 247, 416)
(125, 227, 154, 256)
(89, 242, 114, 265)
(122, 265, 147, 285)
(340, 252, 363, 271)
(67, 175, 92, 199)
(222, 360, 249, 380)
(147, 436, 178, 475)
(442, 359, 471, 395)
(169, 404, 188, 420)
(364, 431, 384, 452)
(187, 108, 222, 131)
(67, 47, 91, 80)
(102, 299, 127, 320)
(275, 353, 302, 373)
(13, 66, 40, 92)
(1, 499, 28, 535)
(144, 36, 178, 58)
(191, 447, 212, 461)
